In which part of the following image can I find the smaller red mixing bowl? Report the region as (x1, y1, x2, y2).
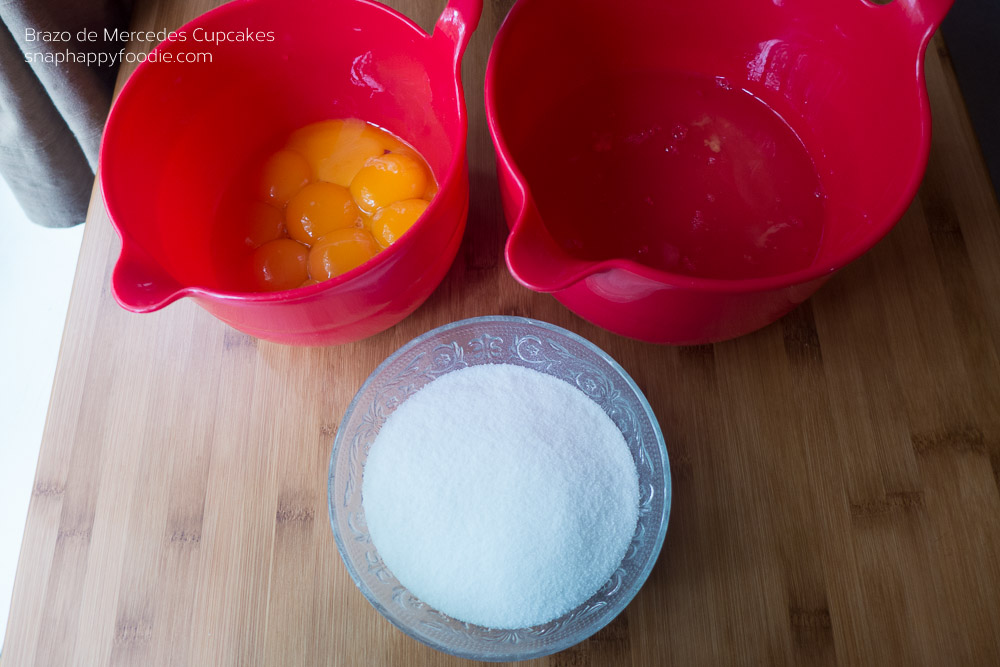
(101, 0, 481, 346)
(486, 0, 952, 345)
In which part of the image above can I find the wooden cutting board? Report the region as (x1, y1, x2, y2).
(3, 0, 1000, 665)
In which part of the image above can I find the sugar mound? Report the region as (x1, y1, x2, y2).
(362, 363, 639, 629)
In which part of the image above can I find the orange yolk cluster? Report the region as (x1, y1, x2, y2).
(247, 118, 436, 292)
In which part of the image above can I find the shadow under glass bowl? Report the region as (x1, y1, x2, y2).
(327, 315, 671, 661)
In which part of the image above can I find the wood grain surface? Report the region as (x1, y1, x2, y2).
(4, 0, 1000, 665)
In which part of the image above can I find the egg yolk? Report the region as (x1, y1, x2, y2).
(308, 228, 379, 281)
(287, 119, 389, 187)
(285, 182, 359, 244)
(251, 238, 309, 291)
(243, 201, 285, 248)
(240, 118, 437, 292)
(350, 153, 429, 214)
(358, 210, 375, 233)
(259, 149, 310, 205)
(372, 199, 430, 248)
(423, 179, 439, 200)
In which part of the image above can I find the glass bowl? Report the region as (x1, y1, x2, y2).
(327, 316, 671, 661)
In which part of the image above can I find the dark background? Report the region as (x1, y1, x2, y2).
(943, 0, 1000, 197)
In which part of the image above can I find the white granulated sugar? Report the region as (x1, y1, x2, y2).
(362, 363, 639, 630)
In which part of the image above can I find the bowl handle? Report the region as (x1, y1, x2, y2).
(432, 0, 483, 63)
(894, 0, 955, 37)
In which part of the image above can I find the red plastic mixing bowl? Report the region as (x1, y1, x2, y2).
(101, 0, 481, 345)
(486, 0, 953, 345)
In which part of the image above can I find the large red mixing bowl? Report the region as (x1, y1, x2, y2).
(486, 0, 953, 345)
(101, 0, 481, 345)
